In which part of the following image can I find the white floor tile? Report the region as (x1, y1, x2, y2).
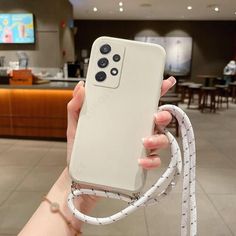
(0, 191, 45, 235)
(209, 194, 236, 235)
(0, 146, 49, 167)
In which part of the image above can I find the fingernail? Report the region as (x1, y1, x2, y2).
(138, 158, 143, 165)
(154, 113, 158, 119)
(147, 137, 154, 144)
(78, 81, 85, 86)
(74, 81, 83, 92)
(168, 76, 176, 86)
(75, 81, 85, 95)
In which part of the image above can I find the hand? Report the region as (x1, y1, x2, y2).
(65, 76, 175, 231)
(19, 77, 176, 236)
(139, 76, 176, 169)
(66, 76, 176, 168)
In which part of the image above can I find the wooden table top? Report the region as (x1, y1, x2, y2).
(196, 75, 219, 78)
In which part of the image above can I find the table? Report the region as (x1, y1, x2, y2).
(196, 75, 218, 87)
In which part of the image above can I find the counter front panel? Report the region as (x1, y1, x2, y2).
(0, 82, 77, 139)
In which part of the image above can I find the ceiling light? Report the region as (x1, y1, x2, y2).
(187, 6, 192, 10)
(119, 2, 123, 7)
(207, 4, 220, 12)
(119, 7, 124, 12)
(93, 7, 98, 12)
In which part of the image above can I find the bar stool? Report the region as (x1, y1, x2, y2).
(201, 87, 217, 113)
(164, 92, 179, 97)
(177, 82, 195, 103)
(187, 84, 202, 109)
(215, 85, 229, 109)
(159, 96, 181, 136)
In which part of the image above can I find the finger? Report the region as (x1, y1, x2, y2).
(154, 111, 172, 127)
(67, 83, 85, 138)
(138, 156, 161, 170)
(142, 134, 169, 150)
(161, 76, 176, 96)
(73, 81, 85, 97)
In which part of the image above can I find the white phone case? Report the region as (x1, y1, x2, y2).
(69, 36, 166, 195)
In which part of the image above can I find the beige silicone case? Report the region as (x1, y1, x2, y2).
(69, 36, 166, 195)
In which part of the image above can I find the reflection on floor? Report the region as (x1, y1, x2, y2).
(0, 104, 236, 236)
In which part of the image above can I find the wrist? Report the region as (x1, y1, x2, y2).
(46, 167, 99, 232)
(43, 196, 82, 235)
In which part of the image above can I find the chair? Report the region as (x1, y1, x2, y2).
(164, 92, 179, 97)
(187, 84, 202, 109)
(177, 82, 195, 103)
(159, 96, 181, 137)
(229, 82, 236, 103)
(215, 85, 229, 109)
(201, 87, 217, 113)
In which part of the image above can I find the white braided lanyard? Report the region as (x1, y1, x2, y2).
(68, 105, 197, 236)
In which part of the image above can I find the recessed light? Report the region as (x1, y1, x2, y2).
(93, 7, 98, 12)
(207, 4, 220, 12)
(119, 7, 124, 12)
(119, 2, 123, 7)
(187, 6, 192, 10)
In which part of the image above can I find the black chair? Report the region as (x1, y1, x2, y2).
(177, 82, 195, 103)
(159, 96, 181, 137)
(201, 87, 217, 113)
(215, 85, 229, 109)
(229, 82, 236, 103)
(187, 84, 203, 109)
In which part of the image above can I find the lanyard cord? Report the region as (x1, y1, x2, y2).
(67, 105, 197, 236)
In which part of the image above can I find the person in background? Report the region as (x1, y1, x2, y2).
(223, 60, 236, 84)
(18, 77, 176, 236)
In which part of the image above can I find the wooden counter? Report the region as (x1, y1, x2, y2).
(0, 82, 79, 139)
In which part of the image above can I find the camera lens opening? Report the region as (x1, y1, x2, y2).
(113, 54, 121, 62)
(100, 44, 111, 54)
(95, 71, 107, 82)
(97, 58, 109, 68)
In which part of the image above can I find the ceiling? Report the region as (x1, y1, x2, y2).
(69, 0, 236, 20)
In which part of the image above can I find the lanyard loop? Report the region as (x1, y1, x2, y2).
(68, 105, 197, 236)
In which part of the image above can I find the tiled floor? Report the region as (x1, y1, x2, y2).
(0, 103, 236, 236)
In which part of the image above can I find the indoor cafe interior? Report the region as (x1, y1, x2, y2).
(0, 0, 235, 235)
